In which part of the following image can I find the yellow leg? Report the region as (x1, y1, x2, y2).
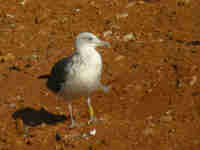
(87, 97, 95, 123)
(89, 104, 94, 120)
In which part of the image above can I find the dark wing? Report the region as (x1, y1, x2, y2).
(47, 56, 73, 93)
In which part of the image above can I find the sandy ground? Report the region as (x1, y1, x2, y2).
(0, 0, 200, 149)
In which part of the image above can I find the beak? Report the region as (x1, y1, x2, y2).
(97, 40, 111, 48)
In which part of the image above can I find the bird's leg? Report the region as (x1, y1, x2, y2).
(68, 103, 76, 128)
(87, 97, 96, 124)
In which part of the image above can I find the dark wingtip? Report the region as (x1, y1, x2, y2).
(38, 74, 51, 79)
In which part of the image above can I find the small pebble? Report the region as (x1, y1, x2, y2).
(6, 14, 15, 18)
(8, 103, 16, 108)
(82, 133, 89, 140)
(193, 139, 200, 145)
(8, 65, 21, 72)
(116, 13, 128, 19)
(55, 106, 61, 110)
(24, 64, 32, 68)
(20, 0, 29, 6)
(192, 92, 200, 96)
(104, 20, 112, 25)
(165, 110, 173, 115)
(114, 55, 125, 61)
(138, 1, 145, 4)
(126, 2, 136, 8)
(25, 140, 31, 145)
(177, 0, 191, 6)
(160, 115, 173, 122)
(123, 33, 135, 42)
(72, 8, 80, 12)
(89, 129, 96, 136)
(20, 0, 25, 5)
(0, 53, 15, 62)
(111, 25, 121, 30)
(103, 30, 112, 37)
(190, 75, 197, 86)
(16, 95, 22, 100)
(143, 127, 154, 136)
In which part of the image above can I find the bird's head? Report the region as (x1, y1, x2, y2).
(74, 32, 110, 50)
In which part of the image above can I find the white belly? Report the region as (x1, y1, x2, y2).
(61, 49, 102, 100)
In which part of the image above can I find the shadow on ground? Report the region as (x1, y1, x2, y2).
(38, 74, 62, 94)
(12, 107, 67, 127)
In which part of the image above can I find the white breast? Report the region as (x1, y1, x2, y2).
(62, 47, 102, 99)
(76, 47, 102, 85)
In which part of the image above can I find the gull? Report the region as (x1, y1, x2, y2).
(46, 32, 110, 128)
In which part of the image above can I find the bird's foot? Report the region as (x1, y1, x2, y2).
(69, 121, 77, 129)
(88, 117, 98, 125)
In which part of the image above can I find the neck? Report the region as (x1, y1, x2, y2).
(75, 45, 97, 56)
